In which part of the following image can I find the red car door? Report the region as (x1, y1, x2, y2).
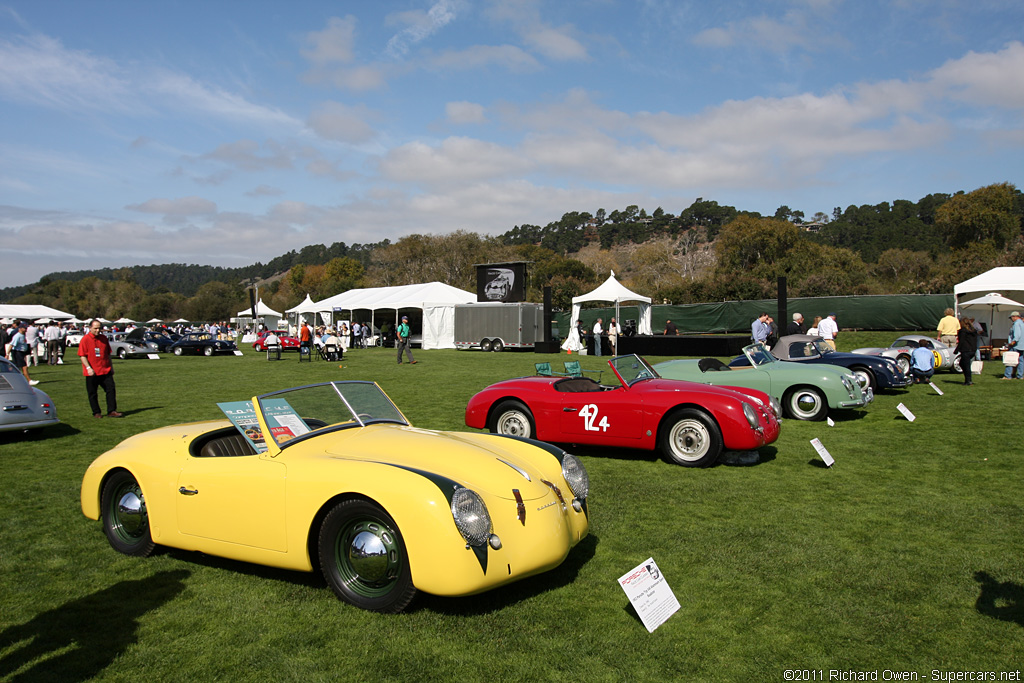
(558, 386, 644, 445)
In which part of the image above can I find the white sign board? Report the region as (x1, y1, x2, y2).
(928, 382, 943, 395)
(896, 402, 916, 422)
(826, 417, 835, 427)
(810, 438, 835, 467)
(147, 353, 160, 360)
(233, 350, 244, 356)
(618, 558, 680, 633)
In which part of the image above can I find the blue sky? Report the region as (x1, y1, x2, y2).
(1, 0, 1022, 288)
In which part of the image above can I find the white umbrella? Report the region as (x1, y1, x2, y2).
(34, 317, 52, 323)
(146, 318, 163, 323)
(115, 317, 135, 324)
(173, 318, 190, 323)
(959, 292, 1024, 341)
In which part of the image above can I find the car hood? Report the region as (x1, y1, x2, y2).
(320, 424, 561, 501)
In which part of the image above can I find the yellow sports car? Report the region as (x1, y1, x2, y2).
(81, 381, 590, 613)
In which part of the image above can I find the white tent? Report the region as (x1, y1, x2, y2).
(236, 299, 283, 330)
(286, 294, 326, 327)
(312, 282, 476, 349)
(954, 267, 1024, 341)
(0, 304, 74, 321)
(570, 273, 653, 335)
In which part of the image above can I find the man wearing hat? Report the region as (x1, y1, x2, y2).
(817, 312, 839, 350)
(396, 315, 416, 365)
(1003, 311, 1023, 380)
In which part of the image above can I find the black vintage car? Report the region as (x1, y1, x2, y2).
(168, 332, 237, 356)
(140, 330, 180, 352)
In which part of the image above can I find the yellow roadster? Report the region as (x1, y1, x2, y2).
(81, 381, 590, 612)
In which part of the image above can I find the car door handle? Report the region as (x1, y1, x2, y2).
(563, 407, 576, 412)
(178, 486, 199, 496)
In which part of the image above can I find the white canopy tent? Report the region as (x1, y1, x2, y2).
(954, 267, 1024, 341)
(569, 273, 653, 336)
(286, 294, 326, 328)
(236, 299, 283, 331)
(311, 282, 475, 349)
(0, 304, 74, 321)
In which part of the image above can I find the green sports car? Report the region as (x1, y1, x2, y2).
(653, 343, 873, 421)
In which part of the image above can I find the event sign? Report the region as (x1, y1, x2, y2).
(928, 382, 943, 395)
(810, 438, 835, 467)
(617, 558, 680, 633)
(218, 399, 311, 453)
(826, 417, 834, 427)
(896, 402, 916, 422)
(147, 353, 160, 360)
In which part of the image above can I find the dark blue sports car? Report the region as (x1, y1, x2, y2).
(168, 332, 237, 357)
(136, 329, 179, 352)
(729, 334, 911, 391)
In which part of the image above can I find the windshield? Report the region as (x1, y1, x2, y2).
(609, 354, 660, 387)
(789, 339, 831, 358)
(253, 381, 407, 449)
(743, 343, 776, 367)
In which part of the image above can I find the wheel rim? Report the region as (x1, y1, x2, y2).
(205, 346, 213, 356)
(667, 419, 710, 461)
(174, 347, 182, 355)
(118, 349, 126, 359)
(852, 369, 871, 390)
(789, 389, 823, 420)
(496, 410, 531, 437)
(108, 480, 149, 546)
(333, 518, 402, 598)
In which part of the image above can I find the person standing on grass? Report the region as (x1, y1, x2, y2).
(936, 308, 960, 347)
(10, 324, 39, 386)
(396, 315, 416, 364)
(955, 316, 979, 386)
(592, 318, 604, 357)
(1004, 311, 1024, 380)
(817, 313, 839, 350)
(79, 318, 122, 419)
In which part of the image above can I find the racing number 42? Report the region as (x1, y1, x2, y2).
(578, 404, 609, 432)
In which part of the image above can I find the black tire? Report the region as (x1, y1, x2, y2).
(480, 338, 493, 352)
(173, 347, 183, 356)
(658, 408, 723, 467)
(204, 345, 213, 357)
(487, 400, 535, 439)
(784, 386, 827, 421)
(318, 499, 415, 613)
(851, 367, 874, 391)
(896, 355, 910, 375)
(100, 470, 155, 557)
(492, 339, 504, 352)
(117, 348, 127, 360)
(951, 354, 962, 373)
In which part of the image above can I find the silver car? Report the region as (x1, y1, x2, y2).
(0, 357, 59, 432)
(851, 334, 959, 374)
(108, 329, 160, 359)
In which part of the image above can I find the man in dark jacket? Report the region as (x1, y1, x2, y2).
(786, 313, 805, 336)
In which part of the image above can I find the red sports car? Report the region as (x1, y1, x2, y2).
(465, 354, 782, 467)
(252, 330, 300, 352)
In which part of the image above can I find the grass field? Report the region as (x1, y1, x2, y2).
(2, 334, 1022, 682)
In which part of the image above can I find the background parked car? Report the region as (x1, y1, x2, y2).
(851, 334, 959, 374)
(109, 330, 160, 359)
(169, 332, 238, 356)
(253, 330, 300, 352)
(0, 356, 59, 432)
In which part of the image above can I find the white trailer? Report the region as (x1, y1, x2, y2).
(454, 302, 544, 351)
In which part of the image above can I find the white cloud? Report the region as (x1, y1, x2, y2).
(445, 101, 486, 124)
(929, 41, 1024, 109)
(523, 25, 588, 61)
(379, 137, 531, 186)
(308, 102, 377, 143)
(385, 1, 458, 59)
(302, 16, 358, 66)
(125, 196, 218, 215)
(149, 71, 300, 128)
(199, 139, 294, 171)
(245, 185, 284, 198)
(427, 44, 541, 72)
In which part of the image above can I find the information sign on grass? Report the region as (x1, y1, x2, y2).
(617, 558, 680, 633)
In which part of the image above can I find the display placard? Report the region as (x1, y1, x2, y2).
(896, 402, 916, 422)
(928, 382, 943, 395)
(218, 398, 311, 453)
(617, 558, 680, 633)
(810, 438, 835, 467)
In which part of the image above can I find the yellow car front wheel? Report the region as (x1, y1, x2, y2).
(101, 470, 155, 557)
(318, 499, 416, 613)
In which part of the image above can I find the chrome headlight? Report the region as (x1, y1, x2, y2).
(841, 375, 854, 393)
(742, 402, 760, 428)
(561, 454, 589, 500)
(451, 488, 491, 547)
(768, 396, 782, 419)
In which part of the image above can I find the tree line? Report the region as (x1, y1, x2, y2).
(3, 182, 1020, 322)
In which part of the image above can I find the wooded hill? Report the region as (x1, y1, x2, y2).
(3, 182, 1020, 322)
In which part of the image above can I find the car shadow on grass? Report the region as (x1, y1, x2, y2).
(0, 421, 80, 444)
(974, 571, 1024, 627)
(561, 443, 777, 468)
(414, 533, 599, 616)
(0, 569, 189, 682)
(161, 548, 327, 592)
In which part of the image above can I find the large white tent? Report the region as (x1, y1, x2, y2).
(311, 282, 475, 349)
(286, 294, 324, 327)
(570, 273, 653, 335)
(0, 304, 74, 321)
(954, 267, 1024, 341)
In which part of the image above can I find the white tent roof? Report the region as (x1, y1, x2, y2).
(236, 299, 282, 317)
(286, 294, 318, 314)
(570, 273, 653, 336)
(315, 282, 475, 312)
(115, 317, 135, 324)
(954, 267, 1024, 341)
(0, 304, 74, 321)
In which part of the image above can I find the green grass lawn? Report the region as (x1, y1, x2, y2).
(2, 334, 1022, 682)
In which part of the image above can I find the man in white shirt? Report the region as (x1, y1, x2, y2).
(817, 313, 839, 350)
(43, 321, 61, 365)
(592, 318, 604, 356)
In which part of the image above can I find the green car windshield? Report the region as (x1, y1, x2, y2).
(610, 354, 660, 386)
(743, 343, 777, 367)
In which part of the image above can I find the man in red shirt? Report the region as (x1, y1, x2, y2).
(299, 321, 312, 357)
(79, 319, 123, 418)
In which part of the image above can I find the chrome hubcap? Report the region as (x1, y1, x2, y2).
(669, 420, 708, 460)
(497, 412, 530, 437)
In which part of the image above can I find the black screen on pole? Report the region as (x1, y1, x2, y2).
(476, 262, 527, 302)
